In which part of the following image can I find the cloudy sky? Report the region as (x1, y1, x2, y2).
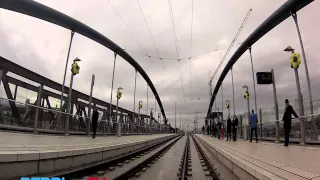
(1, 0, 320, 130)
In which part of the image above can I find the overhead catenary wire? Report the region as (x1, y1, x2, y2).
(136, 0, 167, 71)
(168, 0, 185, 98)
(209, 9, 252, 86)
(168, 0, 180, 59)
(189, 0, 194, 100)
(107, 0, 147, 55)
(136, 0, 180, 105)
(124, 42, 242, 61)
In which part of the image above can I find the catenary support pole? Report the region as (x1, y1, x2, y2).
(87, 74, 95, 136)
(60, 30, 75, 109)
(249, 47, 258, 115)
(291, 11, 316, 140)
(108, 53, 117, 135)
(294, 68, 305, 145)
(231, 67, 236, 116)
(65, 73, 74, 135)
(133, 70, 137, 133)
(271, 69, 280, 142)
(34, 85, 43, 133)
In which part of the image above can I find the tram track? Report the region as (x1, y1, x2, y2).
(65, 134, 222, 180)
(178, 134, 219, 180)
(62, 135, 181, 180)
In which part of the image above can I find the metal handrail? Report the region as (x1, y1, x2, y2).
(0, 97, 168, 129)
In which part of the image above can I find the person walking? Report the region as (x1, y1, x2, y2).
(249, 109, 258, 143)
(233, 115, 239, 141)
(221, 123, 225, 140)
(226, 117, 232, 141)
(92, 108, 99, 139)
(282, 99, 298, 146)
(217, 120, 221, 139)
(202, 125, 205, 134)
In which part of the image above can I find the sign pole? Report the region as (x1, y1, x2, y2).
(87, 74, 95, 136)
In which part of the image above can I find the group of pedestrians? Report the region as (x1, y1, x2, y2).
(202, 99, 298, 147)
(226, 116, 239, 141)
(202, 116, 239, 141)
(248, 99, 298, 146)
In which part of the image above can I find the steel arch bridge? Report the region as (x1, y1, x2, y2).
(0, 0, 168, 120)
(206, 0, 314, 117)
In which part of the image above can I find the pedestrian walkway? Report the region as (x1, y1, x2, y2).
(196, 134, 320, 180)
(0, 131, 169, 151)
(0, 131, 174, 180)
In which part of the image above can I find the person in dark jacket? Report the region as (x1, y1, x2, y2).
(282, 99, 298, 146)
(232, 115, 239, 141)
(249, 109, 258, 143)
(92, 109, 99, 139)
(217, 120, 221, 139)
(226, 117, 232, 141)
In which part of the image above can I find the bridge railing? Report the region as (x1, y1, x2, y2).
(257, 113, 320, 144)
(0, 97, 171, 135)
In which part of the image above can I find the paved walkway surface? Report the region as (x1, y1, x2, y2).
(197, 134, 320, 179)
(0, 131, 171, 151)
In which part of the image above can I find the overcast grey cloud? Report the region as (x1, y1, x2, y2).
(1, 0, 320, 130)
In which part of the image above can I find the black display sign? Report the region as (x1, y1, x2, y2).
(256, 72, 273, 84)
(209, 112, 223, 119)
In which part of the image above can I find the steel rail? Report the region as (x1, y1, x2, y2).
(180, 134, 190, 180)
(113, 135, 183, 180)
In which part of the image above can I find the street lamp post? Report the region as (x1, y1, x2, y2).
(221, 84, 224, 120)
(133, 70, 137, 134)
(180, 112, 181, 132)
(243, 85, 250, 140)
(175, 101, 177, 133)
(271, 69, 280, 142)
(285, 47, 305, 144)
(138, 101, 143, 134)
(87, 74, 95, 136)
(60, 30, 75, 109)
(291, 12, 316, 140)
(242, 85, 250, 124)
(158, 113, 161, 133)
(116, 87, 123, 137)
(249, 47, 258, 114)
(146, 86, 149, 133)
(231, 67, 236, 116)
(150, 108, 153, 133)
(65, 57, 81, 135)
(225, 100, 230, 118)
